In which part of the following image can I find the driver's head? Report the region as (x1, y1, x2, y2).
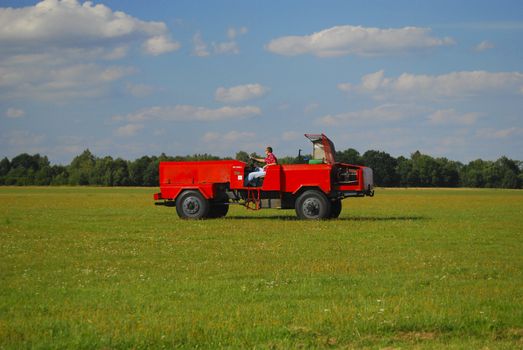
(266, 146, 273, 154)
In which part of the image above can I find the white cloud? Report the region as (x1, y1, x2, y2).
(474, 40, 495, 52)
(213, 26, 248, 54)
(125, 83, 154, 97)
(5, 107, 25, 118)
(0, 63, 135, 101)
(337, 83, 352, 92)
(116, 105, 261, 122)
(304, 103, 320, 113)
(340, 70, 523, 100)
(100, 66, 133, 81)
(215, 84, 268, 103)
(200, 130, 262, 155)
(60, 144, 85, 156)
(115, 124, 144, 137)
(476, 127, 523, 139)
(104, 46, 129, 60)
(227, 27, 248, 40)
(143, 35, 180, 56)
(427, 109, 479, 125)
(212, 41, 239, 55)
(0, 0, 178, 101)
(0, 0, 178, 56)
(203, 130, 255, 143)
(192, 32, 210, 57)
(193, 26, 248, 56)
(266, 25, 454, 57)
(282, 131, 301, 141)
(317, 104, 427, 126)
(1, 130, 45, 149)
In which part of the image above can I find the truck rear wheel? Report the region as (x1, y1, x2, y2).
(208, 204, 229, 218)
(295, 190, 331, 220)
(176, 190, 209, 219)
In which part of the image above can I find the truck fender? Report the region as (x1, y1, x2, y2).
(180, 185, 213, 199)
(166, 186, 213, 201)
(292, 184, 329, 197)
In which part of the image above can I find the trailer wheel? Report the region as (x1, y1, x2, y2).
(330, 199, 342, 219)
(295, 190, 331, 220)
(208, 204, 229, 218)
(176, 190, 209, 219)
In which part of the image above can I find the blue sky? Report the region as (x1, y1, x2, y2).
(1, 0, 522, 164)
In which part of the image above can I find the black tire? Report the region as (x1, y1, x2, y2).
(175, 190, 209, 219)
(329, 199, 342, 219)
(295, 190, 331, 220)
(207, 204, 229, 218)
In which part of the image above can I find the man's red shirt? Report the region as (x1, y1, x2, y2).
(265, 152, 277, 165)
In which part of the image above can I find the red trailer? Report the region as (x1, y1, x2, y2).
(154, 134, 373, 219)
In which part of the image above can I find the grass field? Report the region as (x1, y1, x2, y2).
(1, 187, 522, 349)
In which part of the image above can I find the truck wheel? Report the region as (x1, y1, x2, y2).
(330, 199, 342, 219)
(208, 204, 229, 218)
(295, 190, 331, 220)
(176, 190, 209, 219)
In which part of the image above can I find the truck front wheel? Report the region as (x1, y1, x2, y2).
(295, 190, 331, 220)
(176, 190, 210, 219)
(330, 199, 342, 219)
(208, 204, 229, 218)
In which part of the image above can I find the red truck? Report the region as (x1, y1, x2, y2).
(154, 134, 373, 219)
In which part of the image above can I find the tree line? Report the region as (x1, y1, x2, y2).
(0, 149, 521, 188)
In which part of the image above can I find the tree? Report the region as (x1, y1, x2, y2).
(92, 156, 114, 186)
(461, 159, 487, 188)
(68, 149, 96, 185)
(434, 157, 460, 187)
(34, 164, 53, 185)
(129, 156, 152, 186)
(0, 149, 521, 188)
(496, 156, 521, 188)
(4, 167, 27, 185)
(396, 156, 413, 187)
(362, 150, 398, 186)
(235, 151, 250, 163)
(457, 157, 521, 189)
(1, 154, 50, 185)
(410, 151, 443, 187)
(50, 165, 69, 185)
(112, 158, 130, 186)
(143, 156, 160, 186)
(336, 148, 362, 165)
(483, 161, 503, 188)
(10, 153, 41, 172)
(0, 158, 11, 185)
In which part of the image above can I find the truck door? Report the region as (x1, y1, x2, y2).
(261, 165, 282, 191)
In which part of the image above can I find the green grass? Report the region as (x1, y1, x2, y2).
(1, 187, 522, 349)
